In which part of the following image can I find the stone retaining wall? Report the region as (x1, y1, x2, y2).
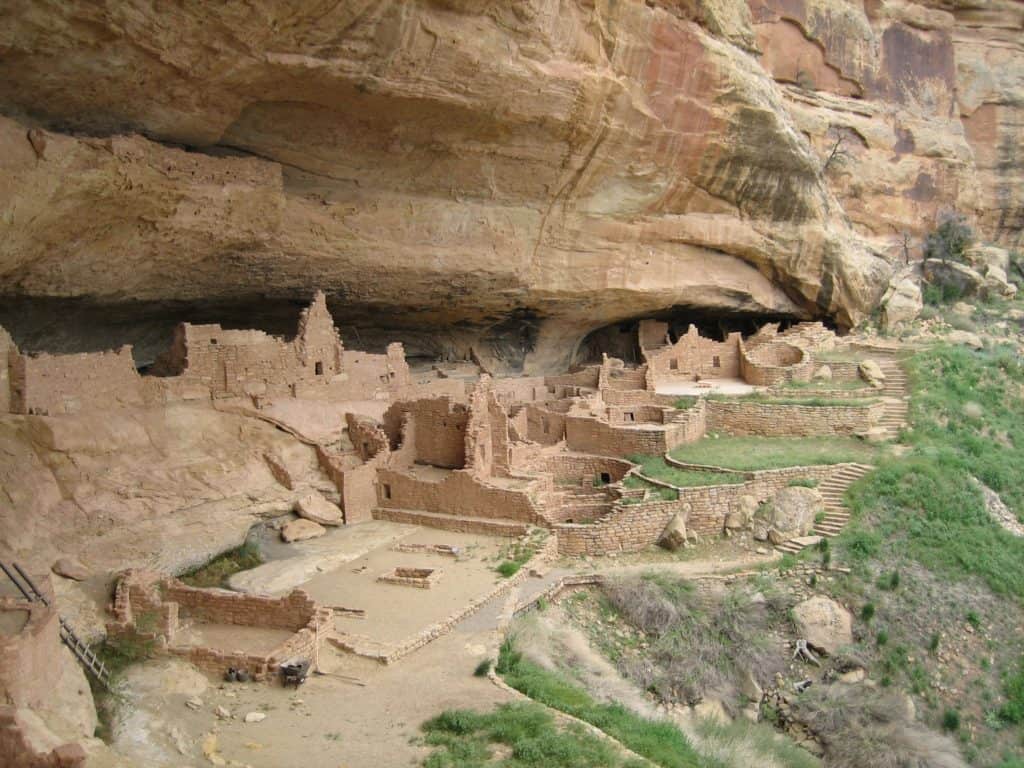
(706, 399, 883, 437)
(555, 463, 863, 556)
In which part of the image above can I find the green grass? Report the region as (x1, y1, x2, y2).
(998, 657, 1024, 725)
(779, 379, 869, 392)
(496, 638, 704, 768)
(692, 719, 820, 768)
(840, 345, 1024, 599)
(708, 393, 879, 407)
(627, 455, 745, 488)
(623, 475, 679, 502)
(674, 396, 698, 410)
(669, 436, 877, 471)
(420, 702, 648, 768)
(179, 539, 262, 588)
(496, 530, 547, 578)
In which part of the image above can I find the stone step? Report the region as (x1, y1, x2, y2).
(373, 507, 530, 537)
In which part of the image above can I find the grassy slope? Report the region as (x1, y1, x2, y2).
(669, 437, 878, 472)
(627, 455, 746, 488)
(835, 344, 1024, 765)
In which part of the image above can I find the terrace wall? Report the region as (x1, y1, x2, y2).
(556, 462, 863, 556)
(706, 399, 883, 437)
(739, 340, 813, 386)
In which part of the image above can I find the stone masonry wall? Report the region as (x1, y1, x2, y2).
(739, 340, 813, 386)
(706, 399, 883, 437)
(644, 326, 742, 386)
(383, 397, 469, 469)
(556, 462, 864, 555)
(376, 468, 541, 523)
(9, 346, 145, 415)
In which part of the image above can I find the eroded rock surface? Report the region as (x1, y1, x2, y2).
(4, 2, 1019, 370)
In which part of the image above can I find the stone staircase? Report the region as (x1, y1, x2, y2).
(876, 358, 909, 440)
(775, 463, 873, 555)
(547, 486, 615, 524)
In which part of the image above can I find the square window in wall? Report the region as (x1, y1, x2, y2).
(542, 418, 549, 434)
(382, 483, 392, 500)
(625, 412, 635, 422)
(600, 472, 611, 484)
(315, 361, 324, 376)
(713, 355, 721, 368)
(210, 338, 218, 345)
(669, 359, 678, 370)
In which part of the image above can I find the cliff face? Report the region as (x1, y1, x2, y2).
(0, 0, 1020, 370)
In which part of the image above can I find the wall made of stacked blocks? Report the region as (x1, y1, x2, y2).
(739, 341, 813, 386)
(340, 461, 379, 524)
(538, 454, 634, 484)
(164, 584, 317, 632)
(545, 366, 600, 389)
(12, 346, 145, 415)
(706, 400, 883, 437)
(490, 377, 552, 408)
(644, 327, 741, 385)
(524, 404, 567, 444)
(565, 415, 670, 457)
(556, 462, 865, 556)
(607, 404, 665, 424)
(383, 398, 469, 468)
(376, 468, 540, 523)
(600, 389, 678, 407)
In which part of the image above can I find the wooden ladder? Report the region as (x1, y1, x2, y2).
(0, 561, 111, 690)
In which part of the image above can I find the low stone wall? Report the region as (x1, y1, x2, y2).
(739, 340, 813, 386)
(537, 453, 634, 484)
(706, 399, 883, 437)
(524, 403, 568, 444)
(600, 389, 678, 407)
(555, 462, 865, 555)
(108, 571, 328, 682)
(376, 468, 542, 524)
(10, 346, 145, 415)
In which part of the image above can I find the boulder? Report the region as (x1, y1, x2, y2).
(739, 668, 763, 702)
(880, 272, 922, 330)
(923, 259, 986, 298)
(964, 244, 1010, 275)
(858, 359, 886, 388)
(811, 365, 832, 382)
(755, 487, 822, 544)
(792, 596, 853, 655)
(946, 330, 983, 349)
(951, 301, 975, 316)
(984, 266, 1018, 298)
(724, 495, 758, 530)
(658, 512, 690, 551)
(280, 518, 326, 543)
(294, 491, 343, 526)
(51, 557, 89, 581)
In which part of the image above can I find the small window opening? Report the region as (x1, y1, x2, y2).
(625, 412, 635, 422)
(600, 472, 611, 484)
(669, 359, 679, 370)
(210, 338, 218, 345)
(713, 355, 721, 368)
(315, 361, 324, 376)
(382, 483, 392, 500)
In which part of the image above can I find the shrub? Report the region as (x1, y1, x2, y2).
(473, 658, 493, 677)
(861, 603, 875, 622)
(998, 656, 1024, 725)
(788, 478, 819, 488)
(965, 610, 981, 630)
(179, 538, 263, 588)
(876, 629, 889, 646)
(941, 708, 961, 732)
(928, 633, 940, 653)
(924, 214, 973, 264)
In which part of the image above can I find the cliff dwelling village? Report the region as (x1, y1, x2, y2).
(3, 2, 1024, 768)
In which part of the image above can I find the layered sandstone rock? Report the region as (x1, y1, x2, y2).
(0, 1, 1020, 371)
